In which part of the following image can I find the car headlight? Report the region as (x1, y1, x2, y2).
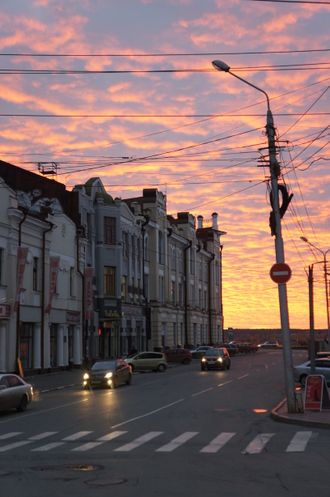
(105, 372, 113, 379)
(217, 357, 223, 363)
(83, 373, 90, 380)
(201, 357, 206, 362)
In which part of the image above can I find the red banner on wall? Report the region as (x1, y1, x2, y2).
(84, 267, 94, 320)
(45, 256, 60, 314)
(14, 247, 28, 311)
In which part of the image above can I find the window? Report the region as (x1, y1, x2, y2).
(158, 231, 164, 264)
(171, 280, 176, 305)
(104, 266, 116, 296)
(121, 276, 128, 301)
(69, 267, 75, 297)
(159, 275, 164, 303)
(122, 232, 129, 259)
(104, 217, 116, 245)
(143, 235, 150, 261)
(32, 257, 39, 291)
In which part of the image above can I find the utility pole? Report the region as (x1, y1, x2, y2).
(308, 265, 315, 373)
(212, 60, 297, 412)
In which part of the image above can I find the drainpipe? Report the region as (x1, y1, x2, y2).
(41, 220, 53, 370)
(183, 241, 192, 347)
(15, 209, 28, 372)
(76, 227, 86, 366)
(208, 253, 215, 345)
(141, 216, 150, 350)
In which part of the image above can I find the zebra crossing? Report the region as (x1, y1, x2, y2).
(0, 429, 315, 455)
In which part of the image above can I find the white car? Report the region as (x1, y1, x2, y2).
(293, 358, 330, 386)
(0, 373, 34, 412)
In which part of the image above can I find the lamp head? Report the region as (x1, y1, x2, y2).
(212, 60, 230, 72)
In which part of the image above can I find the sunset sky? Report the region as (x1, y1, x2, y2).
(0, 0, 329, 330)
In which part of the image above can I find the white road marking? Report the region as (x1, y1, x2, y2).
(111, 399, 184, 429)
(97, 430, 127, 441)
(31, 442, 65, 452)
(200, 432, 236, 453)
(156, 432, 198, 452)
(217, 380, 233, 387)
(115, 431, 163, 452)
(191, 388, 213, 397)
(29, 432, 57, 440)
(62, 431, 92, 441)
(0, 432, 22, 440)
(72, 441, 103, 452)
(237, 374, 249, 380)
(242, 433, 274, 454)
(0, 441, 32, 452)
(286, 431, 313, 452)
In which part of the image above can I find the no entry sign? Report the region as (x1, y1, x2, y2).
(270, 263, 292, 284)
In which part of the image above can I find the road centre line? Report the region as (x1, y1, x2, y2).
(111, 398, 185, 429)
(217, 380, 233, 387)
(191, 387, 213, 397)
(237, 374, 249, 380)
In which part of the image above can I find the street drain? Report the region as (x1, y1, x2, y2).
(85, 477, 127, 487)
(31, 464, 103, 472)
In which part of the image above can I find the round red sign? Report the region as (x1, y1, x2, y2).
(270, 263, 292, 284)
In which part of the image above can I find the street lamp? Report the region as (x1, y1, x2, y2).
(300, 236, 330, 344)
(212, 60, 297, 413)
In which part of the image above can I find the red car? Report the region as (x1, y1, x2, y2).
(165, 348, 192, 364)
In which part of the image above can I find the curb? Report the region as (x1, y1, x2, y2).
(271, 398, 330, 430)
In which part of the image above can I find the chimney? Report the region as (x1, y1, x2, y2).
(212, 212, 218, 230)
(197, 215, 203, 229)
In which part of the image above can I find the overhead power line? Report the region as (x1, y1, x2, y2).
(0, 113, 328, 119)
(1, 48, 330, 57)
(0, 63, 330, 75)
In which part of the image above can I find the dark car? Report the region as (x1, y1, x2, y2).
(83, 359, 132, 389)
(0, 373, 34, 412)
(200, 347, 231, 371)
(191, 346, 213, 359)
(165, 348, 192, 364)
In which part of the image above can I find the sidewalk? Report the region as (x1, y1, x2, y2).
(271, 398, 330, 429)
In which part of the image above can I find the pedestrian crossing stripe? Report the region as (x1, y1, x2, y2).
(0, 430, 317, 454)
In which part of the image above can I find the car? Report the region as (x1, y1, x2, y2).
(125, 351, 167, 372)
(293, 358, 330, 386)
(83, 359, 132, 389)
(257, 341, 280, 349)
(316, 351, 330, 359)
(164, 348, 192, 364)
(200, 347, 231, 371)
(191, 345, 213, 359)
(0, 373, 34, 412)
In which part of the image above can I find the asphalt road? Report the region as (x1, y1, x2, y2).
(1, 349, 330, 497)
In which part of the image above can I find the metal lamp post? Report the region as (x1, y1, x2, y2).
(212, 60, 297, 412)
(301, 236, 330, 344)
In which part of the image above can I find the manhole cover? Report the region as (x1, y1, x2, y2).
(85, 477, 127, 487)
(32, 464, 103, 472)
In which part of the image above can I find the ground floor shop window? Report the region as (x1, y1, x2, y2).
(50, 324, 58, 367)
(20, 323, 33, 370)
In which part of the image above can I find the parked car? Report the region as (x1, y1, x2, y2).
(191, 346, 213, 359)
(83, 359, 132, 389)
(164, 348, 192, 364)
(293, 358, 330, 386)
(257, 341, 280, 349)
(316, 351, 330, 359)
(125, 351, 167, 372)
(0, 373, 34, 412)
(200, 347, 231, 371)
